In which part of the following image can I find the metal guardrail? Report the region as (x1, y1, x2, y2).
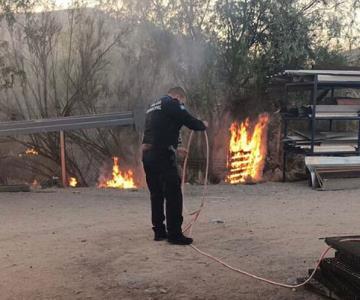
(0, 111, 136, 187)
(0, 111, 134, 136)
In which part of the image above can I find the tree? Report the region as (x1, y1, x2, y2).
(0, 0, 33, 24)
(96, 0, 360, 181)
(0, 0, 359, 185)
(0, 5, 133, 185)
(0, 0, 33, 90)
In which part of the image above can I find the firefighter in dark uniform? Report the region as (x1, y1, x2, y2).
(142, 87, 207, 245)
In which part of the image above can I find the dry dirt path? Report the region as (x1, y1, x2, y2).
(1, 182, 359, 299)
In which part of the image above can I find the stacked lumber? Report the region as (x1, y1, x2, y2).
(285, 131, 358, 153)
(313, 105, 360, 118)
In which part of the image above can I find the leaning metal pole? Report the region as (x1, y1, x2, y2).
(60, 130, 67, 188)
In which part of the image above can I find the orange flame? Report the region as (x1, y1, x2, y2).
(25, 148, 39, 156)
(31, 179, 41, 189)
(226, 114, 269, 184)
(69, 177, 78, 187)
(98, 157, 136, 189)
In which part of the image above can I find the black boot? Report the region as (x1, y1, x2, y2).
(168, 233, 193, 245)
(153, 226, 168, 241)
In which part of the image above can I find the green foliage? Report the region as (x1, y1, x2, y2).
(313, 45, 348, 68)
(0, 0, 33, 25)
(0, 0, 33, 91)
(0, 0, 359, 183)
(214, 0, 314, 89)
(99, 0, 358, 104)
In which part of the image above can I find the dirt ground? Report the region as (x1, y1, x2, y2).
(1, 182, 359, 300)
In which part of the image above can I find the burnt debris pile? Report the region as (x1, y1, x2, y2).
(307, 236, 360, 299)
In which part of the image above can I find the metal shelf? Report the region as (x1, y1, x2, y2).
(282, 114, 360, 121)
(280, 71, 360, 181)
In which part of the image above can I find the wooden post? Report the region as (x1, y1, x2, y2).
(60, 130, 67, 188)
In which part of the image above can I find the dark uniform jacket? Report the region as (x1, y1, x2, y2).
(142, 95, 206, 149)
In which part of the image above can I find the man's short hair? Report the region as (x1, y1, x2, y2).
(168, 86, 186, 99)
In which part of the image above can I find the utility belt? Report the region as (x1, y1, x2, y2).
(142, 143, 176, 153)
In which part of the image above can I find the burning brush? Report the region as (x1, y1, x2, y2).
(68, 177, 78, 187)
(98, 157, 137, 189)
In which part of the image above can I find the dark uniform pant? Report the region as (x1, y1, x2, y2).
(142, 148, 183, 237)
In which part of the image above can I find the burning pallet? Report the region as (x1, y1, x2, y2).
(226, 114, 269, 184)
(306, 236, 360, 299)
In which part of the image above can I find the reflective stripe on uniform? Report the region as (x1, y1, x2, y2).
(146, 100, 162, 114)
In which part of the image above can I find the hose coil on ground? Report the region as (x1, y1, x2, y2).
(181, 130, 336, 290)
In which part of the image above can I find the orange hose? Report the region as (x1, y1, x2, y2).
(182, 131, 208, 235)
(190, 244, 332, 288)
(180, 130, 358, 290)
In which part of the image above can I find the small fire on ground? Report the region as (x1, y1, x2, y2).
(69, 177, 78, 187)
(25, 148, 39, 156)
(98, 157, 136, 189)
(31, 179, 40, 189)
(226, 113, 270, 184)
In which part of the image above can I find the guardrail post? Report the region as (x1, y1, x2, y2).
(60, 130, 67, 187)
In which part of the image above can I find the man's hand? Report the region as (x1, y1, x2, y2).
(177, 147, 188, 157)
(202, 120, 209, 128)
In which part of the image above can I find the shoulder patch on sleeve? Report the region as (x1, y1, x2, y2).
(146, 99, 162, 114)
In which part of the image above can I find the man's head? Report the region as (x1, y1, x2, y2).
(168, 86, 187, 103)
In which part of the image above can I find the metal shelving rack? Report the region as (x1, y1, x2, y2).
(280, 70, 360, 181)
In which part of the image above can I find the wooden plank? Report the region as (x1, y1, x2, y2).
(321, 132, 356, 138)
(293, 130, 325, 141)
(320, 170, 360, 178)
(315, 105, 360, 113)
(315, 113, 359, 118)
(319, 75, 360, 83)
(320, 141, 358, 145)
(321, 132, 358, 141)
(305, 156, 360, 168)
(300, 145, 357, 152)
(287, 135, 307, 141)
(320, 177, 360, 191)
(317, 167, 360, 173)
(300, 105, 360, 118)
(293, 131, 358, 142)
(314, 146, 357, 153)
(307, 156, 360, 190)
(337, 98, 360, 105)
(285, 70, 360, 76)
